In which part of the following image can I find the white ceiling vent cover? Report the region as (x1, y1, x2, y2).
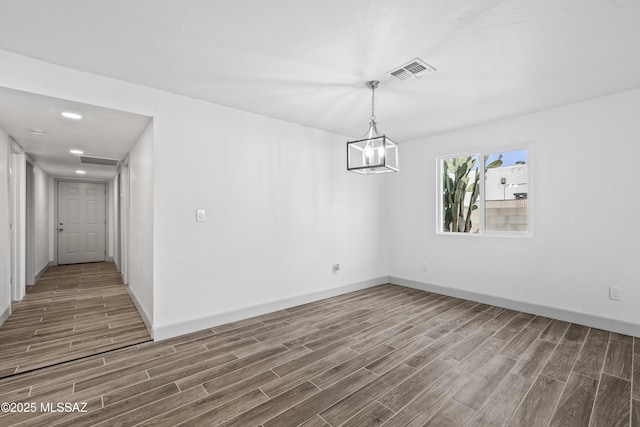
(387, 58, 436, 81)
(79, 156, 119, 166)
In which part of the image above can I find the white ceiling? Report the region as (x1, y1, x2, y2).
(0, 87, 151, 180)
(0, 0, 639, 151)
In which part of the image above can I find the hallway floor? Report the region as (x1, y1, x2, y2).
(0, 262, 151, 379)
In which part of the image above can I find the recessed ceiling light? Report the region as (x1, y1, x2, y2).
(31, 129, 45, 135)
(61, 112, 82, 120)
(70, 149, 84, 155)
(75, 170, 86, 174)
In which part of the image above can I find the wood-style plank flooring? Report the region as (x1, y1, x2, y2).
(0, 284, 637, 426)
(0, 262, 151, 379)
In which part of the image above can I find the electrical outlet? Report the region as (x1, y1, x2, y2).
(422, 263, 429, 273)
(196, 209, 206, 222)
(609, 286, 621, 301)
(332, 264, 340, 275)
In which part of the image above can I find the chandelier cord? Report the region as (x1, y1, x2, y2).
(370, 85, 376, 124)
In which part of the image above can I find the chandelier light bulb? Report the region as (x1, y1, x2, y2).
(364, 145, 374, 161)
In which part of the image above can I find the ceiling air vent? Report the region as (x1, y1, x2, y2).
(387, 58, 436, 81)
(79, 156, 119, 167)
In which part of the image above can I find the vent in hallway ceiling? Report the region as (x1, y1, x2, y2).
(78, 156, 119, 166)
(387, 58, 436, 81)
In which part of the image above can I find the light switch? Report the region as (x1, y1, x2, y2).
(196, 209, 206, 222)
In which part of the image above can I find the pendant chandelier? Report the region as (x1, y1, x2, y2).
(347, 80, 399, 174)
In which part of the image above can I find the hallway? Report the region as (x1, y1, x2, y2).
(0, 262, 151, 378)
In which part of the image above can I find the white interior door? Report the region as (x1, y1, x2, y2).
(57, 181, 107, 265)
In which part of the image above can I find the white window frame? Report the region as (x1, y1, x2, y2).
(436, 142, 533, 238)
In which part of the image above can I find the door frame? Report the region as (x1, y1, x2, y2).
(9, 139, 25, 301)
(54, 179, 110, 266)
(118, 161, 130, 285)
(25, 159, 35, 285)
(113, 170, 122, 273)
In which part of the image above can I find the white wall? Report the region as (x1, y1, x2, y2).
(388, 88, 640, 334)
(128, 121, 154, 328)
(0, 126, 11, 324)
(33, 164, 50, 275)
(153, 96, 387, 337)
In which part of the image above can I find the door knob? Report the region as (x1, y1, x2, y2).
(58, 227, 64, 232)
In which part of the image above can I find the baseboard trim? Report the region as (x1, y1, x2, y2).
(35, 262, 53, 282)
(153, 276, 389, 341)
(391, 276, 639, 337)
(0, 304, 10, 328)
(128, 288, 153, 339)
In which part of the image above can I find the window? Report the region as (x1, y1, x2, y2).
(438, 146, 530, 235)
